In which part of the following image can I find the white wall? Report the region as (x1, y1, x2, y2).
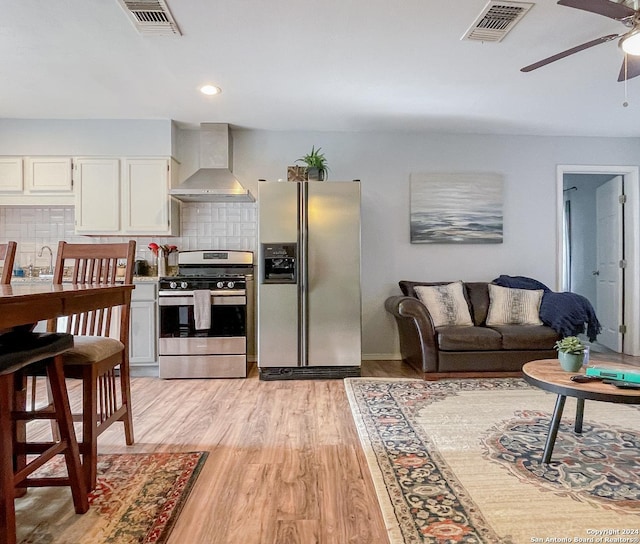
(0, 119, 172, 156)
(230, 130, 640, 358)
(2, 119, 640, 359)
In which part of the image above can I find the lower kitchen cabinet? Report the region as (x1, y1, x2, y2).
(129, 281, 158, 377)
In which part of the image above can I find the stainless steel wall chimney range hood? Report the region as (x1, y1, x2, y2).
(169, 123, 255, 203)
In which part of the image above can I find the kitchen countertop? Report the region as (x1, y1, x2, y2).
(10, 276, 158, 284)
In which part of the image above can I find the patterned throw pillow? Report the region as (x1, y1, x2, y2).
(414, 281, 473, 327)
(486, 284, 543, 326)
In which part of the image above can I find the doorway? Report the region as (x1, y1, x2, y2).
(557, 165, 640, 357)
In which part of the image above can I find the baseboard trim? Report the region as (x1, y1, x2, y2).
(362, 353, 402, 361)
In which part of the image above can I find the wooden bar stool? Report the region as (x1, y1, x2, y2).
(47, 240, 136, 491)
(0, 331, 88, 544)
(0, 241, 17, 285)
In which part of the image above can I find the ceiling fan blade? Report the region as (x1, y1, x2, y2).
(557, 0, 635, 20)
(521, 34, 619, 72)
(618, 54, 640, 80)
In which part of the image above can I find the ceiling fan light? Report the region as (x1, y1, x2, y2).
(622, 32, 640, 56)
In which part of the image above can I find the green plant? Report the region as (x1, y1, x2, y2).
(554, 336, 585, 355)
(296, 146, 328, 171)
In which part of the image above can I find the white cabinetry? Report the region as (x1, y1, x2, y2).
(74, 157, 180, 235)
(75, 158, 121, 233)
(122, 159, 178, 234)
(129, 281, 158, 376)
(0, 156, 74, 205)
(25, 157, 73, 192)
(0, 157, 23, 192)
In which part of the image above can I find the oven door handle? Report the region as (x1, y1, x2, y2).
(159, 295, 246, 306)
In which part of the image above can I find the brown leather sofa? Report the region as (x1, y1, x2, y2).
(385, 281, 561, 379)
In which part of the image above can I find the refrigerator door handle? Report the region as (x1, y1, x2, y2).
(299, 180, 308, 366)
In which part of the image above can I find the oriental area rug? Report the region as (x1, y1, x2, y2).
(345, 378, 640, 544)
(16, 451, 208, 544)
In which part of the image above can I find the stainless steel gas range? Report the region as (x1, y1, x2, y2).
(158, 250, 254, 379)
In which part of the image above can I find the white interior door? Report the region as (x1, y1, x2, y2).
(595, 176, 624, 351)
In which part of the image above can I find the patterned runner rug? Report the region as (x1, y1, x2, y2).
(16, 451, 208, 544)
(345, 378, 640, 544)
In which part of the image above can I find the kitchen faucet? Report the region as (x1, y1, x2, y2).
(38, 245, 53, 275)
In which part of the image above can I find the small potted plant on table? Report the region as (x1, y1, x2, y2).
(554, 336, 586, 372)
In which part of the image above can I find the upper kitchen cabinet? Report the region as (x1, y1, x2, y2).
(25, 157, 73, 192)
(74, 157, 180, 235)
(0, 156, 75, 205)
(0, 157, 23, 192)
(74, 158, 121, 233)
(122, 159, 179, 234)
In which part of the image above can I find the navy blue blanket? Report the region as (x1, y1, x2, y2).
(492, 275, 601, 342)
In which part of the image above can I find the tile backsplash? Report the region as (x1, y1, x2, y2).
(0, 202, 257, 272)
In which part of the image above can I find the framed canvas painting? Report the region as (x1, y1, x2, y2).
(410, 173, 503, 244)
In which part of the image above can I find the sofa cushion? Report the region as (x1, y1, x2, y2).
(436, 325, 502, 351)
(464, 283, 490, 325)
(400, 280, 456, 298)
(415, 281, 473, 327)
(486, 284, 543, 326)
(488, 324, 560, 350)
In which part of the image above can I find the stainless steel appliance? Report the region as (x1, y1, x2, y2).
(168, 124, 254, 203)
(257, 180, 361, 380)
(158, 250, 254, 378)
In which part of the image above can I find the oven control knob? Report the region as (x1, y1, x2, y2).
(227, 281, 235, 289)
(216, 281, 224, 289)
(181, 281, 188, 289)
(169, 281, 177, 289)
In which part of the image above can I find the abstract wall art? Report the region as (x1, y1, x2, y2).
(410, 172, 503, 244)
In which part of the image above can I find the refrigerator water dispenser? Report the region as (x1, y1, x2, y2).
(262, 243, 297, 284)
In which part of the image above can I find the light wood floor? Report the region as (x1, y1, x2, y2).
(22, 353, 640, 543)
(59, 361, 419, 544)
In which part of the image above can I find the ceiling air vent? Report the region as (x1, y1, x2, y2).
(461, 1, 533, 42)
(117, 0, 181, 36)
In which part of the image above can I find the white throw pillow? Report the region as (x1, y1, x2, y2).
(486, 284, 543, 326)
(414, 281, 473, 327)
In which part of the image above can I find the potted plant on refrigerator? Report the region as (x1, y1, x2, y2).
(296, 146, 328, 181)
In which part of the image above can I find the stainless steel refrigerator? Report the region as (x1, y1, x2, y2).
(257, 180, 361, 380)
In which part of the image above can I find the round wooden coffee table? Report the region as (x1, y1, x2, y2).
(522, 359, 640, 463)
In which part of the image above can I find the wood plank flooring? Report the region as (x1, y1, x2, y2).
(46, 361, 418, 544)
(21, 354, 640, 543)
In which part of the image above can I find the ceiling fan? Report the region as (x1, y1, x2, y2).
(521, 0, 640, 81)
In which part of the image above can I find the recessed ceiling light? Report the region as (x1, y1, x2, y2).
(200, 85, 221, 96)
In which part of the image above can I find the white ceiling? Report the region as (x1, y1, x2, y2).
(3, 0, 640, 137)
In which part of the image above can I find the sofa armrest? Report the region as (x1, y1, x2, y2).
(385, 296, 439, 373)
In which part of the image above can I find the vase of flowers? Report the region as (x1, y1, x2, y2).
(554, 336, 585, 372)
(149, 243, 178, 277)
